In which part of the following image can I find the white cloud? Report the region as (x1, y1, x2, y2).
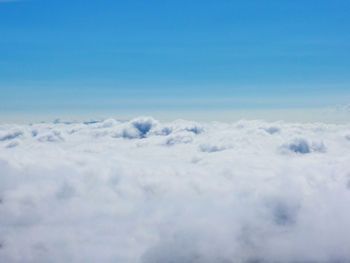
(1, 117, 350, 262)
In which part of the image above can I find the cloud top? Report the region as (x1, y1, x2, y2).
(1, 117, 350, 262)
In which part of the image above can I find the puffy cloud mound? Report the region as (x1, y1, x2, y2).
(1, 117, 350, 263)
(280, 138, 326, 154)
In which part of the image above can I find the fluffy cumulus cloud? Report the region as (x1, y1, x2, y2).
(1, 117, 350, 263)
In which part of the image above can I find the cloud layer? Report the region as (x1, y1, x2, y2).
(1, 117, 350, 263)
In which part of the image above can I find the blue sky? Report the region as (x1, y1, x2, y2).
(1, 0, 350, 121)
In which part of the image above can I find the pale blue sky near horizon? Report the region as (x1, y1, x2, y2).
(1, 0, 350, 121)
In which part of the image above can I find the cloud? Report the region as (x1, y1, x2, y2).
(1, 117, 350, 262)
(0, 130, 23, 141)
(280, 138, 326, 154)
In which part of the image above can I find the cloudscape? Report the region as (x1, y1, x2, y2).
(1, 118, 350, 262)
(1, 0, 350, 262)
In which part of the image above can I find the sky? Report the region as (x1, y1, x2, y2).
(0, 0, 350, 122)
